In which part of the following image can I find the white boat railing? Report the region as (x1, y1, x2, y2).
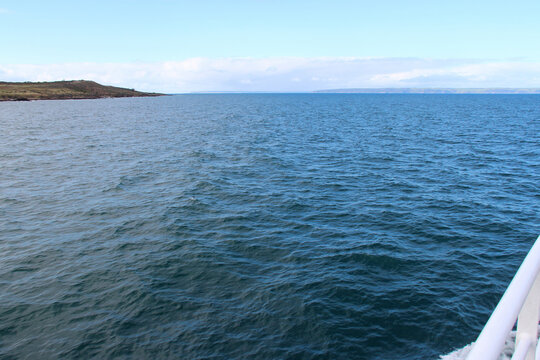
(467, 235, 540, 360)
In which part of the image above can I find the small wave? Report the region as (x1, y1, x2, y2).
(440, 331, 517, 360)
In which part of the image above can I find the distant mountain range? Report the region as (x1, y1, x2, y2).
(314, 88, 540, 94)
(0, 80, 164, 101)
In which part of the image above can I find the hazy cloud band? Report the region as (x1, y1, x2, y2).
(1, 57, 539, 92)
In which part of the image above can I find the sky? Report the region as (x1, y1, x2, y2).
(1, 0, 540, 92)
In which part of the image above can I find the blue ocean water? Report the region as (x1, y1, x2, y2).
(0, 94, 539, 359)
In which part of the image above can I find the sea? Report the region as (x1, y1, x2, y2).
(1, 94, 539, 359)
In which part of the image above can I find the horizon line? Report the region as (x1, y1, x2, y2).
(182, 87, 540, 95)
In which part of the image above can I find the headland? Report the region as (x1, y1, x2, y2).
(0, 80, 164, 101)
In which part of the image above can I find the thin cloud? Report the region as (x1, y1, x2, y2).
(0, 8, 9, 14)
(1, 57, 539, 92)
(370, 62, 540, 88)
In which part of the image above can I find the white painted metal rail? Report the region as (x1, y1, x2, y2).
(467, 235, 540, 360)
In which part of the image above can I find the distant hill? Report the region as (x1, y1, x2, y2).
(314, 88, 540, 94)
(0, 80, 164, 101)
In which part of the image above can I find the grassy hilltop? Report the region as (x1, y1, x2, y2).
(0, 80, 164, 101)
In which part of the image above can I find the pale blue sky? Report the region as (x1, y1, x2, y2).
(1, 0, 539, 91)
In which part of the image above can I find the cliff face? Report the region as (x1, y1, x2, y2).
(0, 80, 164, 101)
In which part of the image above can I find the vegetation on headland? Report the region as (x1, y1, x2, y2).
(0, 80, 164, 101)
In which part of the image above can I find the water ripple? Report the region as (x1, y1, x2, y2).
(0, 94, 539, 359)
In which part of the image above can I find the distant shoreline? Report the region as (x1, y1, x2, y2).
(3, 81, 539, 100)
(313, 88, 540, 94)
(0, 80, 165, 101)
(187, 88, 540, 94)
